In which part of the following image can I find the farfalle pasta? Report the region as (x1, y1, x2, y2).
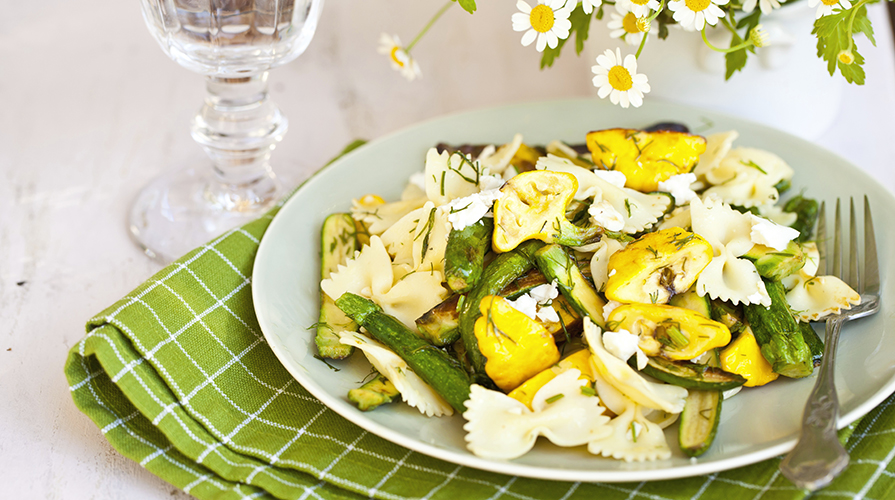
(691, 197, 772, 306)
(313, 123, 861, 465)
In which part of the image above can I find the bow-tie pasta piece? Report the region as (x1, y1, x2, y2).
(425, 148, 492, 206)
(380, 202, 450, 275)
(693, 130, 739, 180)
(321, 236, 448, 329)
(702, 147, 794, 208)
(462, 370, 612, 460)
(587, 381, 672, 462)
(583, 318, 689, 414)
(478, 134, 524, 175)
(691, 197, 771, 306)
(536, 156, 670, 233)
(339, 332, 453, 417)
(352, 195, 428, 236)
(782, 262, 861, 322)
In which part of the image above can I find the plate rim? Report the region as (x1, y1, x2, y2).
(253, 97, 895, 483)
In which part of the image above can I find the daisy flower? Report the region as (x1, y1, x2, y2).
(807, 0, 852, 19)
(512, 0, 574, 52)
(592, 48, 650, 108)
(616, 0, 661, 18)
(377, 33, 421, 81)
(581, 0, 603, 14)
(742, 0, 780, 14)
(667, 0, 730, 31)
(607, 4, 650, 47)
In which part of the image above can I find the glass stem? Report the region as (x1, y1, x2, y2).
(191, 73, 286, 211)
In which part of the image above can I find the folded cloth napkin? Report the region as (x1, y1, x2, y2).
(66, 147, 895, 500)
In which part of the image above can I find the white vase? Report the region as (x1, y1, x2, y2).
(585, 3, 843, 139)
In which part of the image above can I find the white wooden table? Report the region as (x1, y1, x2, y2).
(1, 1, 893, 498)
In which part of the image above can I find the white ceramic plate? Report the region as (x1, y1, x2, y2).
(253, 99, 894, 482)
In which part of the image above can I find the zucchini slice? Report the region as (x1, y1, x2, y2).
(348, 373, 399, 411)
(336, 293, 471, 413)
(743, 280, 813, 378)
(316, 213, 359, 359)
(638, 356, 746, 391)
(444, 218, 494, 293)
(534, 244, 606, 328)
(679, 389, 722, 457)
(799, 321, 824, 368)
(669, 288, 711, 318)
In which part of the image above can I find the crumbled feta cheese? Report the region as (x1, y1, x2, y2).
(507, 282, 560, 323)
(478, 174, 505, 192)
(593, 169, 627, 188)
(535, 305, 560, 323)
(602, 300, 623, 323)
(588, 200, 625, 232)
(602, 329, 648, 369)
(608, 269, 617, 277)
(658, 173, 698, 205)
(749, 215, 800, 251)
(747, 291, 765, 304)
(445, 189, 502, 230)
(506, 294, 539, 320)
(529, 282, 559, 303)
(408, 171, 427, 191)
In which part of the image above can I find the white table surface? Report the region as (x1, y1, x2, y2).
(2, 1, 893, 498)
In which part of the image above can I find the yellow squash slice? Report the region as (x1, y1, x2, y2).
(607, 303, 731, 361)
(586, 128, 707, 192)
(474, 295, 561, 392)
(605, 227, 713, 305)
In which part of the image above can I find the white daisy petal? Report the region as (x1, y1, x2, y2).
(517, 0, 532, 14)
(536, 32, 548, 52)
(521, 29, 538, 46)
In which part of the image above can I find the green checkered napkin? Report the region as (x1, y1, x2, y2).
(66, 151, 895, 500)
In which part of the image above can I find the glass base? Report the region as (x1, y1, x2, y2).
(128, 166, 282, 263)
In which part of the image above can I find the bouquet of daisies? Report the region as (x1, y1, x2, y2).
(380, 0, 879, 108)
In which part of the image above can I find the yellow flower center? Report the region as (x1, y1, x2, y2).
(530, 4, 555, 33)
(821, 0, 839, 5)
(608, 66, 633, 91)
(685, 0, 711, 12)
(838, 50, 855, 64)
(390, 46, 405, 67)
(636, 17, 651, 33)
(630, 0, 651, 5)
(623, 13, 641, 34)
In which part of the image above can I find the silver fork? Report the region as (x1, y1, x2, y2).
(779, 196, 881, 491)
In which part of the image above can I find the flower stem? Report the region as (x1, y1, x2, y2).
(406, 1, 454, 53)
(635, 29, 649, 58)
(635, 0, 665, 59)
(701, 26, 754, 53)
(843, 0, 869, 53)
(647, 0, 667, 22)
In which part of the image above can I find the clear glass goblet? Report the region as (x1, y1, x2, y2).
(131, 0, 324, 262)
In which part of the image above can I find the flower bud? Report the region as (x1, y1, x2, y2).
(636, 17, 651, 33)
(838, 50, 855, 65)
(749, 25, 769, 48)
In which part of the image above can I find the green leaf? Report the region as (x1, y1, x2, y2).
(735, 9, 761, 31)
(455, 0, 476, 14)
(725, 31, 749, 80)
(852, 6, 876, 46)
(813, 4, 869, 85)
(540, 5, 592, 68)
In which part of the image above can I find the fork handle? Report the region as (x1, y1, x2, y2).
(779, 318, 849, 491)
